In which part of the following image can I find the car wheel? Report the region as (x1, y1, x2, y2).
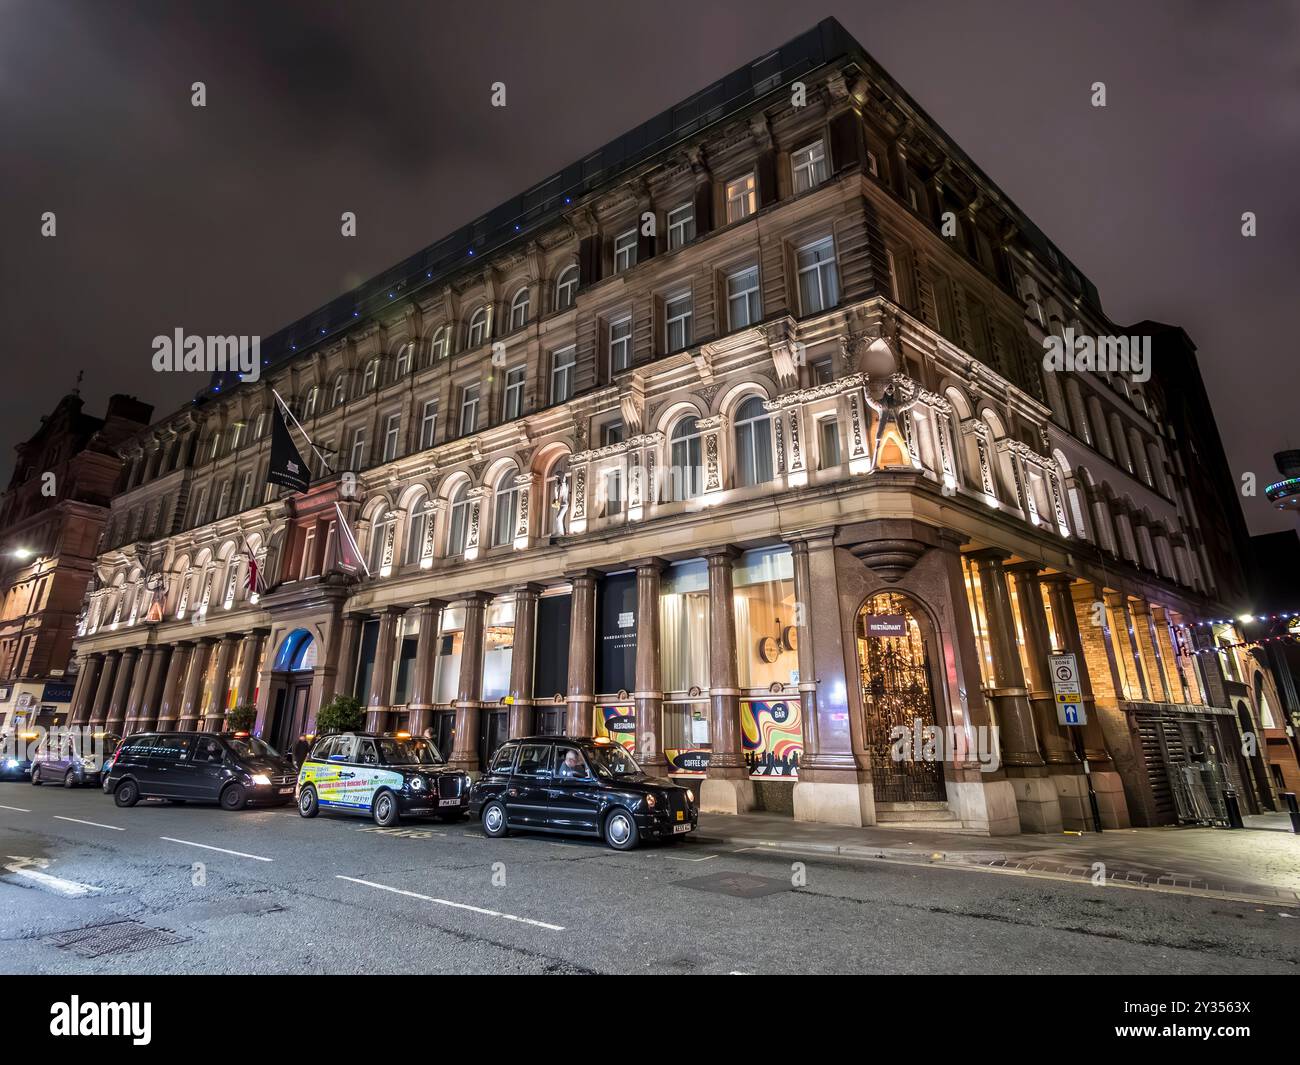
(30, 767, 41, 785)
(63, 769, 76, 789)
(372, 789, 400, 827)
(603, 807, 640, 851)
(480, 800, 508, 837)
(298, 785, 319, 818)
(113, 779, 139, 807)
(220, 782, 248, 811)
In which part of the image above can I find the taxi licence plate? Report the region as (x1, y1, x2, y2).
(438, 798, 461, 806)
(672, 824, 692, 834)
(278, 787, 294, 795)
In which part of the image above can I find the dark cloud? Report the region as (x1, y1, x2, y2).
(1, 0, 1295, 533)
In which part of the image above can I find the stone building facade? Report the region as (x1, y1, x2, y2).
(68, 19, 1280, 832)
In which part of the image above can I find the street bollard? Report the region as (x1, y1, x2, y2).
(1223, 786, 1244, 829)
(1283, 792, 1300, 834)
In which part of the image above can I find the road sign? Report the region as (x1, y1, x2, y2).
(1048, 652, 1086, 726)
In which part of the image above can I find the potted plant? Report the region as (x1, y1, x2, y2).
(226, 703, 257, 733)
(315, 693, 364, 736)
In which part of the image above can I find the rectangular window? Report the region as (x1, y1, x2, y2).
(237, 471, 253, 512)
(503, 366, 525, 421)
(419, 401, 438, 449)
(734, 548, 796, 688)
(866, 150, 879, 177)
(192, 487, 208, 526)
(791, 140, 827, 193)
(726, 266, 761, 329)
(604, 466, 623, 516)
(550, 346, 575, 404)
(609, 317, 632, 375)
(667, 203, 695, 250)
(459, 384, 480, 436)
(812, 356, 834, 385)
(796, 237, 839, 315)
(349, 427, 368, 470)
(665, 294, 693, 352)
(726, 173, 756, 223)
(382, 413, 401, 462)
(600, 420, 624, 447)
(818, 417, 841, 468)
(216, 479, 231, 516)
(613, 230, 638, 273)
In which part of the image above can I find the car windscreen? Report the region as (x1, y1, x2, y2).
(586, 744, 645, 779)
(225, 735, 281, 760)
(376, 737, 444, 765)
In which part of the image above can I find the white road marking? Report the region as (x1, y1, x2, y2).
(664, 852, 718, 862)
(336, 874, 565, 931)
(0, 804, 31, 813)
(54, 815, 124, 832)
(160, 837, 273, 862)
(3, 855, 101, 897)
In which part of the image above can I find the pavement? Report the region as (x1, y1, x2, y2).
(0, 782, 1297, 975)
(694, 811, 1300, 905)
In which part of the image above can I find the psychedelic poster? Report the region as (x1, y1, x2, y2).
(741, 699, 802, 778)
(595, 704, 637, 753)
(665, 748, 711, 776)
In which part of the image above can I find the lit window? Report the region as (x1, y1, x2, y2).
(430, 326, 449, 360)
(554, 266, 579, 311)
(791, 141, 827, 193)
(394, 344, 412, 378)
(382, 413, 401, 463)
(459, 384, 480, 436)
(726, 173, 756, 223)
(503, 366, 525, 420)
(405, 495, 431, 565)
(609, 317, 632, 374)
(493, 473, 520, 547)
(467, 307, 490, 348)
(667, 203, 695, 250)
(819, 417, 841, 468)
(304, 386, 319, 418)
(670, 417, 703, 500)
(665, 293, 693, 352)
(614, 230, 637, 273)
(332, 375, 346, 407)
(550, 346, 575, 404)
(726, 266, 760, 329)
(733, 396, 774, 487)
(447, 483, 470, 555)
(349, 427, 368, 470)
(362, 358, 380, 393)
(419, 401, 438, 449)
(510, 288, 530, 331)
(796, 237, 839, 314)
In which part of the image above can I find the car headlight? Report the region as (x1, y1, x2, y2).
(410, 775, 425, 791)
(4, 759, 18, 769)
(250, 773, 271, 785)
(686, 789, 695, 804)
(645, 794, 656, 808)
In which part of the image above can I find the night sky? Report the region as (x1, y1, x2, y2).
(2, 1, 1296, 533)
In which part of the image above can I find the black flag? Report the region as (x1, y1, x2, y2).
(267, 404, 310, 493)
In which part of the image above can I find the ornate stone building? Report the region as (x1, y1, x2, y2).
(68, 19, 1280, 832)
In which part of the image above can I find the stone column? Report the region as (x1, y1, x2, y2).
(178, 639, 213, 730)
(70, 655, 102, 725)
(1151, 605, 1190, 703)
(1132, 600, 1172, 703)
(203, 634, 240, 730)
(507, 585, 540, 740)
(633, 560, 666, 771)
(701, 547, 752, 814)
(105, 648, 139, 731)
(1106, 591, 1149, 700)
(124, 647, 152, 732)
(967, 550, 1059, 833)
(233, 630, 268, 708)
(89, 651, 119, 727)
(157, 643, 190, 728)
(407, 599, 446, 739)
(365, 607, 402, 733)
(333, 614, 362, 703)
(1007, 563, 1088, 831)
(449, 594, 489, 772)
(137, 645, 171, 731)
(565, 570, 597, 736)
(1046, 576, 1132, 828)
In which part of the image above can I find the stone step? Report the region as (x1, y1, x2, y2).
(874, 801, 966, 829)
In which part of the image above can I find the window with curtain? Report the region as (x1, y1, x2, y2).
(733, 547, 796, 688)
(405, 495, 430, 565)
(447, 483, 470, 556)
(493, 472, 519, 547)
(669, 416, 703, 500)
(733, 395, 774, 487)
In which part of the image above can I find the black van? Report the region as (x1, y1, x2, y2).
(104, 732, 297, 810)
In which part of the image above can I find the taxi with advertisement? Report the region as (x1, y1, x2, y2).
(296, 732, 471, 826)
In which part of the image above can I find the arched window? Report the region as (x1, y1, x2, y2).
(394, 343, 413, 378)
(509, 287, 530, 331)
(405, 494, 431, 565)
(733, 395, 774, 487)
(492, 470, 520, 547)
(304, 386, 320, 418)
(362, 358, 381, 394)
(430, 326, 450, 361)
(554, 266, 579, 312)
(447, 483, 470, 556)
(332, 374, 347, 408)
(467, 307, 490, 348)
(368, 506, 395, 574)
(670, 416, 703, 500)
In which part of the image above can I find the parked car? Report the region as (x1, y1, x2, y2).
(104, 731, 296, 810)
(469, 736, 697, 850)
(0, 731, 38, 781)
(296, 732, 471, 826)
(30, 731, 120, 787)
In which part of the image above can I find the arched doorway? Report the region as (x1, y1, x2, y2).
(266, 629, 317, 753)
(855, 590, 946, 803)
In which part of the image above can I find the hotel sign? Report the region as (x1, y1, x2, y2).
(864, 614, 907, 637)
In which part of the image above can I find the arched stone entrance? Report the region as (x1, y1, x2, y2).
(855, 590, 946, 803)
(266, 628, 317, 753)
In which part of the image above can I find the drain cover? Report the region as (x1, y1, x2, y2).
(676, 871, 792, 898)
(44, 921, 188, 959)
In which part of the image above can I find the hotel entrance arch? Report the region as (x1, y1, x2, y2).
(266, 628, 316, 754)
(855, 591, 946, 803)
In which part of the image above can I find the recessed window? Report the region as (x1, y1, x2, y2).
(601, 420, 624, 447)
(811, 356, 834, 385)
(459, 384, 480, 436)
(510, 287, 530, 331)
(467, 307, 490, 348)
(726, 266, 760, 329)
(796, 237, 839, 315)
(791, 141, 827, 193)
(394, 344, 412, 378)
(349, 426, 368, 470)
(405, 495, 431, 565)
(503, 366, 525, 420)
(550, 346, 576, 404)
(447, 483, 470, 555)
(670, 417, 703, 500)
(665, 293, 693, 352)
(726, 173, 756, 223)
(614, 230, 638, 273)
(382, 413, 401, 463)
(419, 401, 438, 449)
(237, 470, 254, 511)
(304, 386, 319, 418)
(362, 358, 380, 393)
(430, 326, 450, 360)
(554, 266, 579, 311)
(733, 395, 773, 487)
(609, 317, 632, 375)
(819, 417, 841, 468)
(493, 473, 520, 547)
(332, 375, 346, 407)
(667, 203, 695, 250)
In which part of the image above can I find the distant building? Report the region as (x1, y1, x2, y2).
(0, 391, 153, 733)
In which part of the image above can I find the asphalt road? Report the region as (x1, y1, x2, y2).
(0, 781, 1296, 975)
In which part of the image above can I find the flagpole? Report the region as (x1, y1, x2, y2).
(271, 388, 334, 475)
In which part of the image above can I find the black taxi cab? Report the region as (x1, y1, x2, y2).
(296, 732, 471, 826)
(468, 736, 698, 850)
